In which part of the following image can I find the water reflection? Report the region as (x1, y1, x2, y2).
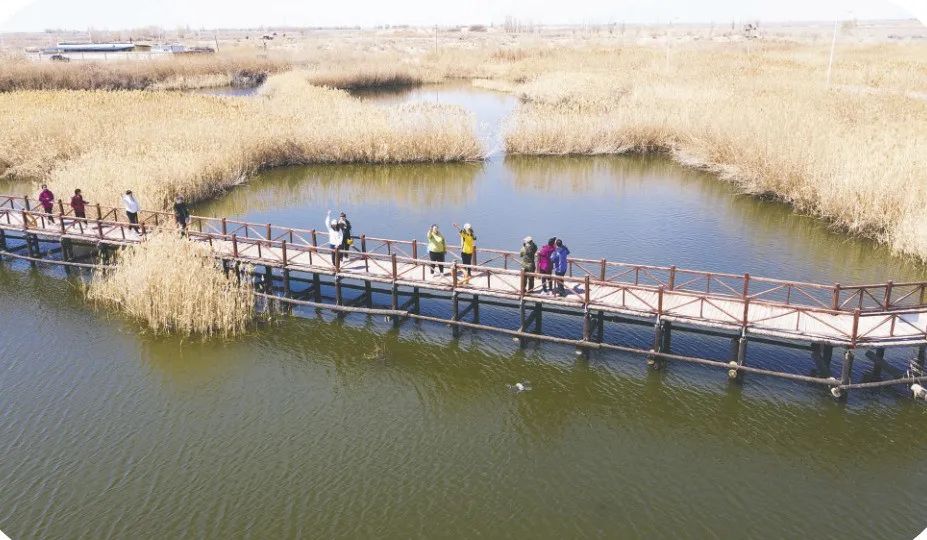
(197, 162, 482, 217)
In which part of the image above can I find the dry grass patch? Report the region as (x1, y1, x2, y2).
(502, 43, 927, 259)
(0, 71, 483, 210)
(86, 233, 254, 337)
(0, 53, 290, 92)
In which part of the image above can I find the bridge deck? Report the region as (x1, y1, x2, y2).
(2, 196, 926, 349)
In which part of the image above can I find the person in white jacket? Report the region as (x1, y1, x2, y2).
(325, 210, 343, 268)
(122, 190, 140, 233)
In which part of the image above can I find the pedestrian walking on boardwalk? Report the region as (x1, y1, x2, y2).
(70, 189, 88, 219)
(173, 195, 190, 236)
(123, 190, 140, 233)
(453, 222, 476, 279)
(338, 211, 352, 262)
(325, 210, 344, 268)
(520, 236, 537, 292)
(537, 237, 556, 293)
(427, 224, 446, 276)
(38, 184, 55, 224)
(550, 238, 571, 297)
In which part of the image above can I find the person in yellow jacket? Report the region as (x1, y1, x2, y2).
(427, 224, 446, 276)
(453, 222, 476, 279)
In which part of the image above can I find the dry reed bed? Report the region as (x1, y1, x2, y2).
(499, 43, 927, 259)
(86, 233, 254, 337)
(0, 70, 483, 210)
(0, 53, 291, 92)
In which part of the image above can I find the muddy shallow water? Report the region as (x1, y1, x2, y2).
(1, 84, 926, 539)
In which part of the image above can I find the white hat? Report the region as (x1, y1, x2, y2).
(524, 236, 532, 242)
(464, 223, 471, 230)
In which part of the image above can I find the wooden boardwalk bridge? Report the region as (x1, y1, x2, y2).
(2, 194, 927, 399)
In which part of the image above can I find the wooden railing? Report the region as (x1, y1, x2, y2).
(3, 194, 927, 346)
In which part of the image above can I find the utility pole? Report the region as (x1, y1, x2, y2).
(826, 14, 839, 87)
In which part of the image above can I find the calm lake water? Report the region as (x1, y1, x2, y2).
(1, 84, 926, 539)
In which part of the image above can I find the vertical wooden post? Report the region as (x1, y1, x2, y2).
(221, 217, 227, 235)
(835, 349, 854, 400)
(451, 291, 460, 338)
(95, 203, 102, 221)
(0, 228, 6, 250)
(728, 334, 748, 382)
(882, 281, 893, 310)
(413, 287, 420, 314)
(832, 284, 841, 310)
(742, 273, 750, 298)
(311, 229, 318, 248)
(334, 275, 343, 305)
(648, 319, 665, 369)
(23, 195, 30, 211)
(599, 258, 606, 281)
(661, 321, 673, 353)
(534, 302, 543, 334)
(281, 241, 290, 295)
(851, 309, 861, 348)
(518, 300, 527, 348)
(266, 223, 272, 241)
(519, 269, 526, 297)
(811, 343, 834, 378)
(232, 234, 239, 258)
(58, 199, 65, 215)
(916, 345, 926, 369)
(871, 348, 885, 380)
(595, 311, 605, 343)
(390, 254, 399, 327)
(472, 294, 480, 324)
(668, 265, 676, 290)
(312, 272, 321, 302)
(361, 235, 368, 272)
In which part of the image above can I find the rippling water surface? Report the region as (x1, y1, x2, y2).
(1, 84, 926, 539)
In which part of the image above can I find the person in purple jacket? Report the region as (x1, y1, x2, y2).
(549, 238, 571, 297)
(38, 184, 55, 223)
(536, 237, 556, 294)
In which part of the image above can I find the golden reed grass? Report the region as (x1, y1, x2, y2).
(0, 70, 483, 210)
(498, 43, 927, 259)
(86, 232, 254, 337)
(0, 53, 290, 92)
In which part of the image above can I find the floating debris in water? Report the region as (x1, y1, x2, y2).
(507, 381, 532, 393)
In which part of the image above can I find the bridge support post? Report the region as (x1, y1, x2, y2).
(412, 287, 420, 314)
(576, 307, 592, 358)
(865, 348, 885, 381)
(728, 335, 748, 382)
(534, 302, 542, 333)
(916, 345, 926, 369)
(517, 300, 527, 348)
(647, 319, 666, 370)
(832, 349, 854, 400)
(312, 273, 321, 302)
(26, 233, 37, 267)
(364, 280, 372, 308)
(661, 321, 673, 353)
(811, 343, 834, 378)
(283, 269, 291, 296)
(0, 228, 6, 251)
(595, 310, 605, 343)
(334, 276, 342, 306)
(264, 265, 273, 293)
(472, 294, 480, 324)
(451, 292, 460, 338)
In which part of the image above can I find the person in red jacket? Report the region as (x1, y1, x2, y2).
(38, 184, 55, 223)
(70, 189, 88, 219)
(537, 237, 557, 294)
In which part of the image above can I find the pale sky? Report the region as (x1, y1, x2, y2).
(0, 0, 924, 32)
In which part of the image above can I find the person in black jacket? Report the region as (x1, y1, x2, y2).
(173, 195, 190, 235)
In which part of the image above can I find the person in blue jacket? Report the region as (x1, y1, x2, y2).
(549, 238, 570, 296)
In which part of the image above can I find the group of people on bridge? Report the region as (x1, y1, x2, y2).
(35, 186, 192, 234)
(323, 211, 572, 297)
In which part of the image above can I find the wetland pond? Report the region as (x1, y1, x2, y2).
(1, 84, 926, 539)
